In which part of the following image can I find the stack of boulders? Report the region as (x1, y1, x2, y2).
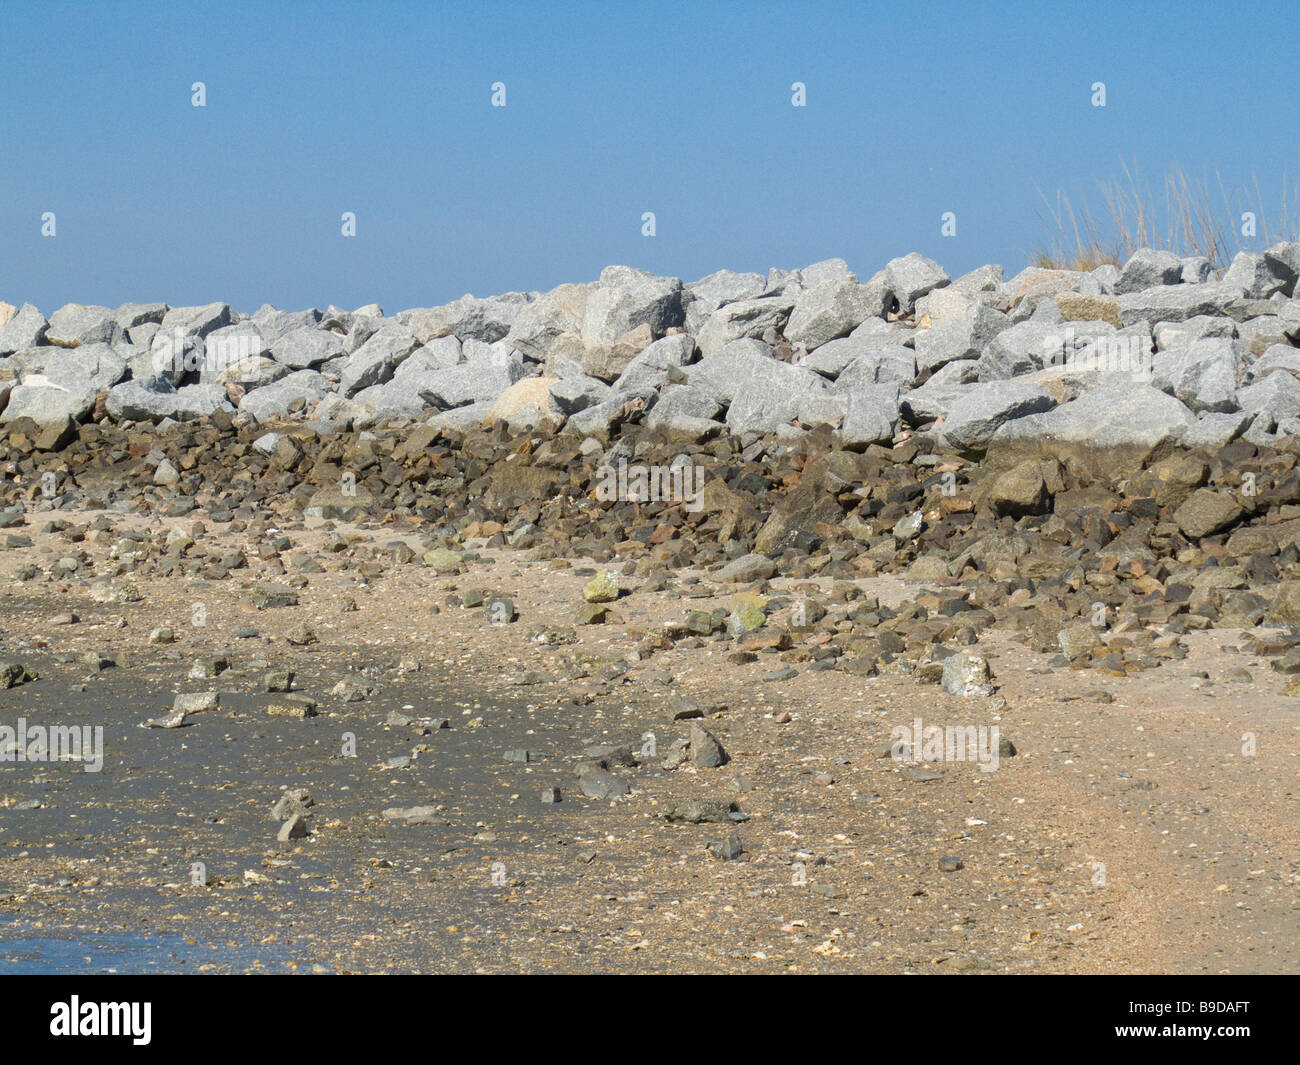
(5, 247, 1300, 678)
(3, 245, 1298, 451)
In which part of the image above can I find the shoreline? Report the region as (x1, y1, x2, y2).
(0, 420, 1297, 973)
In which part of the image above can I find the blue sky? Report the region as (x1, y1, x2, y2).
(3, 0, 1296, 313)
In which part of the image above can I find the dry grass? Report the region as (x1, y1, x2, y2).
(1032, 158, 1299, 274)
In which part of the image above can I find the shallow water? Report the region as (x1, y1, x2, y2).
(0, 923, 302, 974)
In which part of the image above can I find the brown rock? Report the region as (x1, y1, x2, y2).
(987, 461, 1049, 515)
(1055, 293, 1122, 328)
(485, 377, 559, 424)
(1268, 582, 1300, 626)
(1172, 489, 1244, 539)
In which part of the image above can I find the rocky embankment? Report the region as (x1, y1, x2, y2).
(4, 250, 1300, 973)
(3, 248, 1300, 670)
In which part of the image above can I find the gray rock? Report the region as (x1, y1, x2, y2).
(200, 326, 283, 387)
(566, 387, 657, 439)
(1008, 275, 1083, 323)
(646, 383, 723, 426)
(550, 375, 611, 415)
(572, 325, 658, 381)
(349, 380, 430, 423)
(976, 318, 1065, 380)
(799, 331, 877, 378)
(252, 306, 323, 342)
(696, 296, 794, 356)
(796, 257, 857, 287)
(928, 356, 983, 386)
(1182, 410, 1253, 448)
(237, 369, 330, 423)
(939, 380, 1055, 451)
(992, 376, 1195, 451)
(547, 352, 589, 380)
(716, 553, 777, 582)
(0, 382, 97, 427)
(1092, 263, 1121, 293)
(168, 383, 237, 423)
(434, 292, 529, 343)
(1249, 343, 1300, 379)
(1114, 248, 1184, 295)
(764, 267, 797, 295)
(29, 343, 128, 391)
(270, 324, 347, 369)
(427, 399, 496, 430)
(45, 304, 121, 346)
(643, 392, 722, 441)
(1262, 241, 1300, 295)
(340, 314, 381, 354)
(784, 279, 887, 350)
(611, 334, 695, 394)
(723, 359, 827, 433)
(393, 335, 463, 379)
(338, 324, 420, 396)
(1236, 315, 1284, 349)
(884, 253, 949, 311)
(114, 302, 168, 330)
(113, 319, 153, 353)
(1154, 315, 1236, 351)
(836, 383, 901, 449)
(145, 327, 206, 384)
(914, 304, 1011, 373)
(1181, 256, 1214, 285)
(1118, 282, 1244, 326)
(684, 338, 778, 404)
(418, 343, 526, 410)
(915, 285, 980, 326)
(1150, 336, 1245, 413)
(202, 320, 270, 365)
(1222, 250, 1291, 299)
(581, 266, 683, 346)
(1236, 370, 1300, 439)
(578, 768, 630, 800)
(828, 344, 916, 391)
(0, 303, 49, 354)
(1279, 299, 1300, 342)
(105, 380, 232, 423)
(796, 391, 849, 427)
(941, 652, 995, 697)
(949, 263, 1005, 297)
(160, 302, 232, 339)
(899, 374, 979, 424)
(683, 269, 766, 333)
(503, 283, 588, 362)
(689, 723, 729, 768)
